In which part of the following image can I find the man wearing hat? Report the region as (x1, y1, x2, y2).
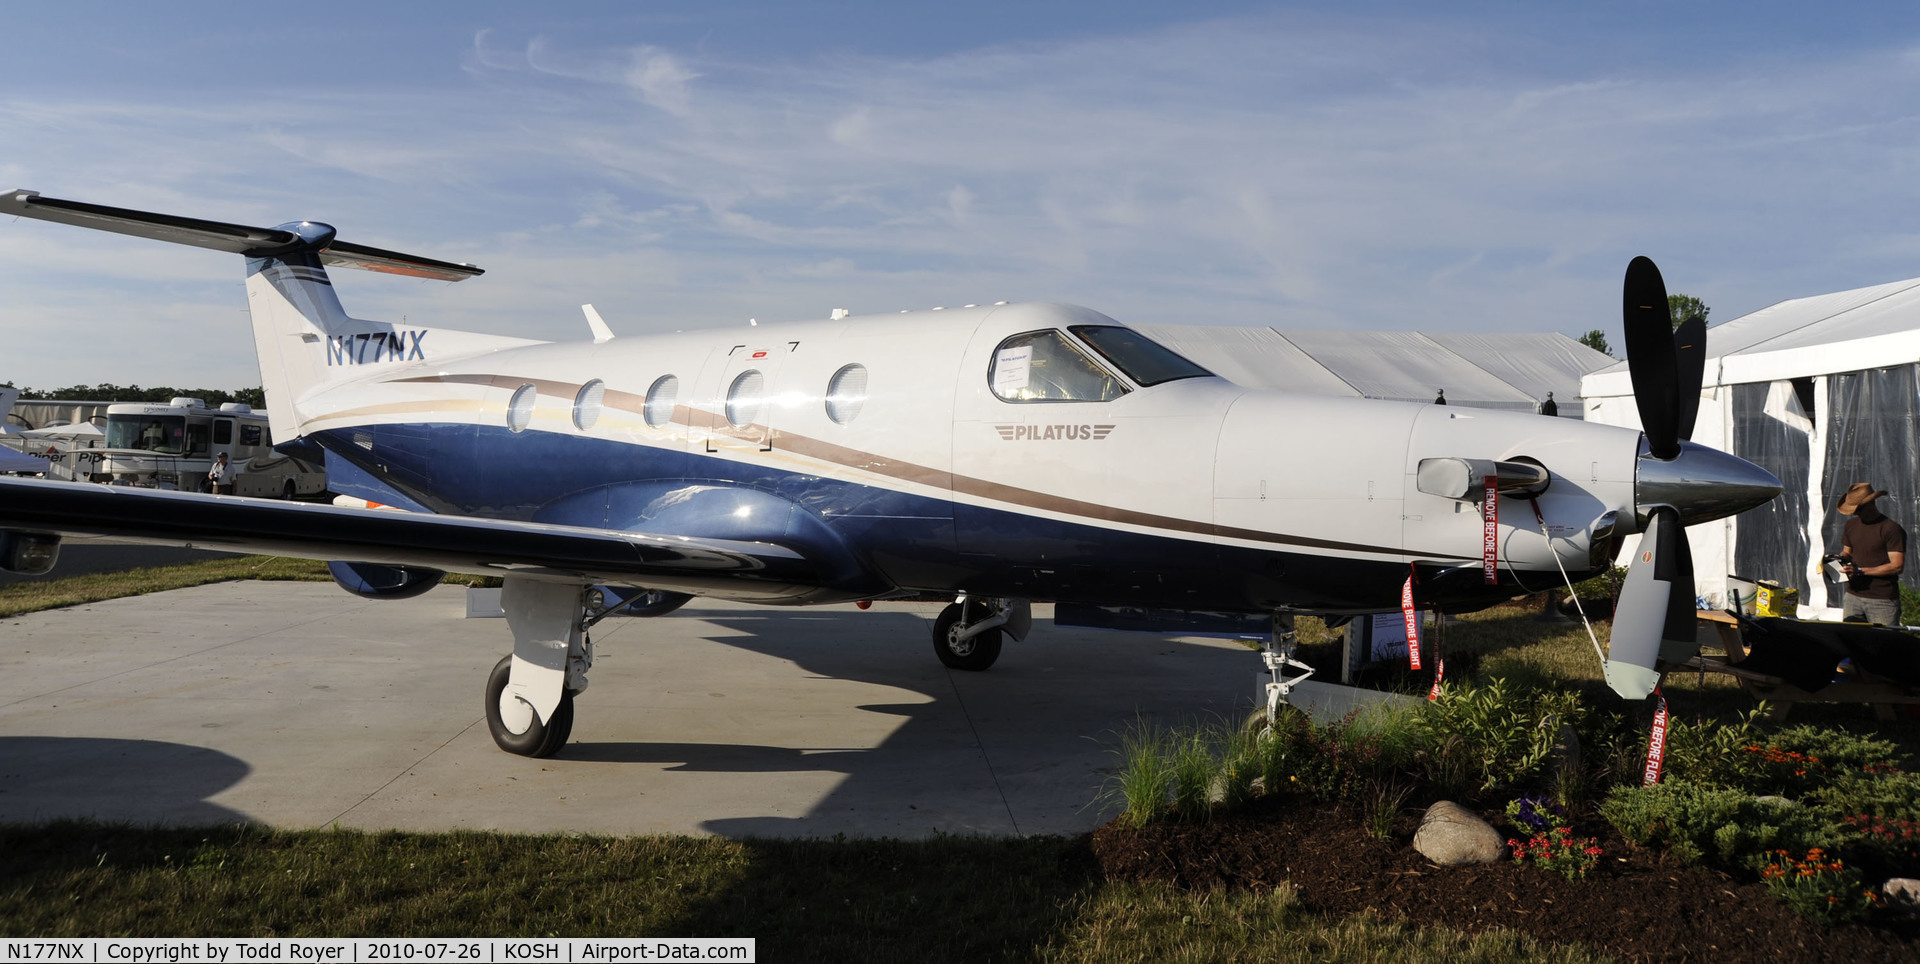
(1838, 482, 1906, 626)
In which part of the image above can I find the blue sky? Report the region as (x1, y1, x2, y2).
(4, 1, 1919, 389)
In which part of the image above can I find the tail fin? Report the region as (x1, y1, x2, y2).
(1, 190, 538, 438)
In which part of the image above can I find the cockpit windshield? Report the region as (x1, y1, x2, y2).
(990, 330, 1129, 402)
(1068, 326, 1212, 387)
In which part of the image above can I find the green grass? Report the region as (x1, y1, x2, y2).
(0, 556, 499, 619)
(0, 822, 1611, 963)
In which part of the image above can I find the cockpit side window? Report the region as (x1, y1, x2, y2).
(1068, 325, 1212, 386)
(990, 329, 1130, 402)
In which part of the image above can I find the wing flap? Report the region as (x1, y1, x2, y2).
(0, 478, 829, 601)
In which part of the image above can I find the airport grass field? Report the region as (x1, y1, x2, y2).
(4, 559, 1918, 962)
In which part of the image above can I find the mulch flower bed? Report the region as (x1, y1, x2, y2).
(1090, 793, 1920, 963)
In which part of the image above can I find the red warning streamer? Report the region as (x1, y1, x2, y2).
(1402, 568, 1422, 670)
(1427, 654, 1445, 702)
(1482, 474, 1499, 584)
(1643, 686, 1669, 787)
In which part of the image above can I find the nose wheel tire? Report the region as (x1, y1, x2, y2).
(484, 654, 575, 757)
(933, 602, 1002, 671)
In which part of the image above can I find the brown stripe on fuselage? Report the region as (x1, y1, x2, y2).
(334, 372, 1462, 560)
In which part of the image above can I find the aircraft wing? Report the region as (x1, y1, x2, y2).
(0, 477, 832, 600)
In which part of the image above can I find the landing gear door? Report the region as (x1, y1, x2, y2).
(699, 342, 793, 454)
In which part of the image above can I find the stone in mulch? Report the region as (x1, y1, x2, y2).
(1413, 799, 1504, 866)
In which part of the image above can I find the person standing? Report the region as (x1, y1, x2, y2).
(207, 452, 234, 495)
(1434, 389, 1447, 405)
(1540, 392, 1558, 417)
(1838, 482, 1906, 625)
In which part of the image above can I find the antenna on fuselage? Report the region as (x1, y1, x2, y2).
(581, 305, 614, 343)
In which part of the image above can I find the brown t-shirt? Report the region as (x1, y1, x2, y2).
(1845, 515, 1907, 600)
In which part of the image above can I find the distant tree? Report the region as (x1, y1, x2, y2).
(12, 384, 266, 406)
(1578, 329, 1612, 356)
(1668, 294, 1708, 330)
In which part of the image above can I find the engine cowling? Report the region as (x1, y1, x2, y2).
(328, 560, 445, 600)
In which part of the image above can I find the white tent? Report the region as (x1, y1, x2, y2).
(1135, 325, 1609, 415)
(1582, 276, 1920, 615)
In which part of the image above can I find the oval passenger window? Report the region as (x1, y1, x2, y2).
(826, 364, 869, 424)
(506, 383, 537, 433)
(645, 375, 679, 428)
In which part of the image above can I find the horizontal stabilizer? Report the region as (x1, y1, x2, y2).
(2, 190, 482, 282)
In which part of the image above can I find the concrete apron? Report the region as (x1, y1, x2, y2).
(0, 583, 1256, 838)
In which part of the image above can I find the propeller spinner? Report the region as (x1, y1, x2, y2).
(1604, 257, 1781, 699)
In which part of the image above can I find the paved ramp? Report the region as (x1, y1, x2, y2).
(0, 583, 1258, 837)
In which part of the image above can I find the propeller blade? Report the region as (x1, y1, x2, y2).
(1623, 256, 1681, 460)
(1660, 522, 1698, 665)
(1605, 506, 1696, 699)
(1673, 316, 1706, 442)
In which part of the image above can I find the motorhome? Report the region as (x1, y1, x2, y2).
(84, 397, 325, 497)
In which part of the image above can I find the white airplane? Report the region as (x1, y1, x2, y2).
(0, 190, 1779, 757)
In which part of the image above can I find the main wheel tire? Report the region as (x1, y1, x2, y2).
(484, 655, 575, 757)
(932, 601, 1002, 671)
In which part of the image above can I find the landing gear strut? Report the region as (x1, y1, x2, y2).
(484, 577, 601, 757)
(1259, 613, 1315, 727)
(932, 595, 1031, 671)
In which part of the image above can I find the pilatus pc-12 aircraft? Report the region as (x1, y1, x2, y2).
(0, 190, 1780, 757)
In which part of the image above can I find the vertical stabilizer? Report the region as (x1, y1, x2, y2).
(1, 190, 540, 444)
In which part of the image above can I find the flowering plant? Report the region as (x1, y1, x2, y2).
(1843, 815, 1920, 861)
(1759, 848, 1877, 924)
(1507, 826, 1602, 880)
(1505, 793, 1566, 835)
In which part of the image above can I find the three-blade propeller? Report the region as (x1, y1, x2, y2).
(1605, 257, 1710, 699)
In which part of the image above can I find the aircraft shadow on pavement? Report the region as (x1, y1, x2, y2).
(0, 736, 251, 826)
(571, 608, 1256, 838)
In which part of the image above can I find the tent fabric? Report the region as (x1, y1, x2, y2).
(1582, 272, 1920, 616)
(1132, 324, 1361, 397)
(1133, 324, 1608, 414)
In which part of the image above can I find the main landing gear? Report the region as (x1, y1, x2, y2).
(932, 595, 1032, 671)
(484, 576, 642, 757)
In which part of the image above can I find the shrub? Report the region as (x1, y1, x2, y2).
(1599, 781, 1837, 871)
(1415, 678, 1585, 796)
(1658, 707, 1770, 790)
(1806, 770, 1920, 825)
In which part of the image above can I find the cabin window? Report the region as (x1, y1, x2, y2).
(240, 425, 263, 446)
(1068, 326, 1212, 386)
(726, 370, 766, 428)
(506, 383, 537, 433)
(573, 379, 606, 431)
(989, 330, 1129, 403)
(185, 423, 210, 456)
(645, 375, 679, 428)
(826, 364, 868, 424)
(213, 420, 233, 445)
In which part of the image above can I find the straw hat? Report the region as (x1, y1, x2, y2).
(1836, 482, 1888, 515)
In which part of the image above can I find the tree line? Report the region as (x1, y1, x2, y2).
(1, 383, 266, 408)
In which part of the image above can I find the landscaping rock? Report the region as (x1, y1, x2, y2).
(1413, 800, 1505, 866)
(1884, 878, 1920, 916)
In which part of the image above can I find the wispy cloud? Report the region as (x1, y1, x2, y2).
(4, 12, 1920, 387)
